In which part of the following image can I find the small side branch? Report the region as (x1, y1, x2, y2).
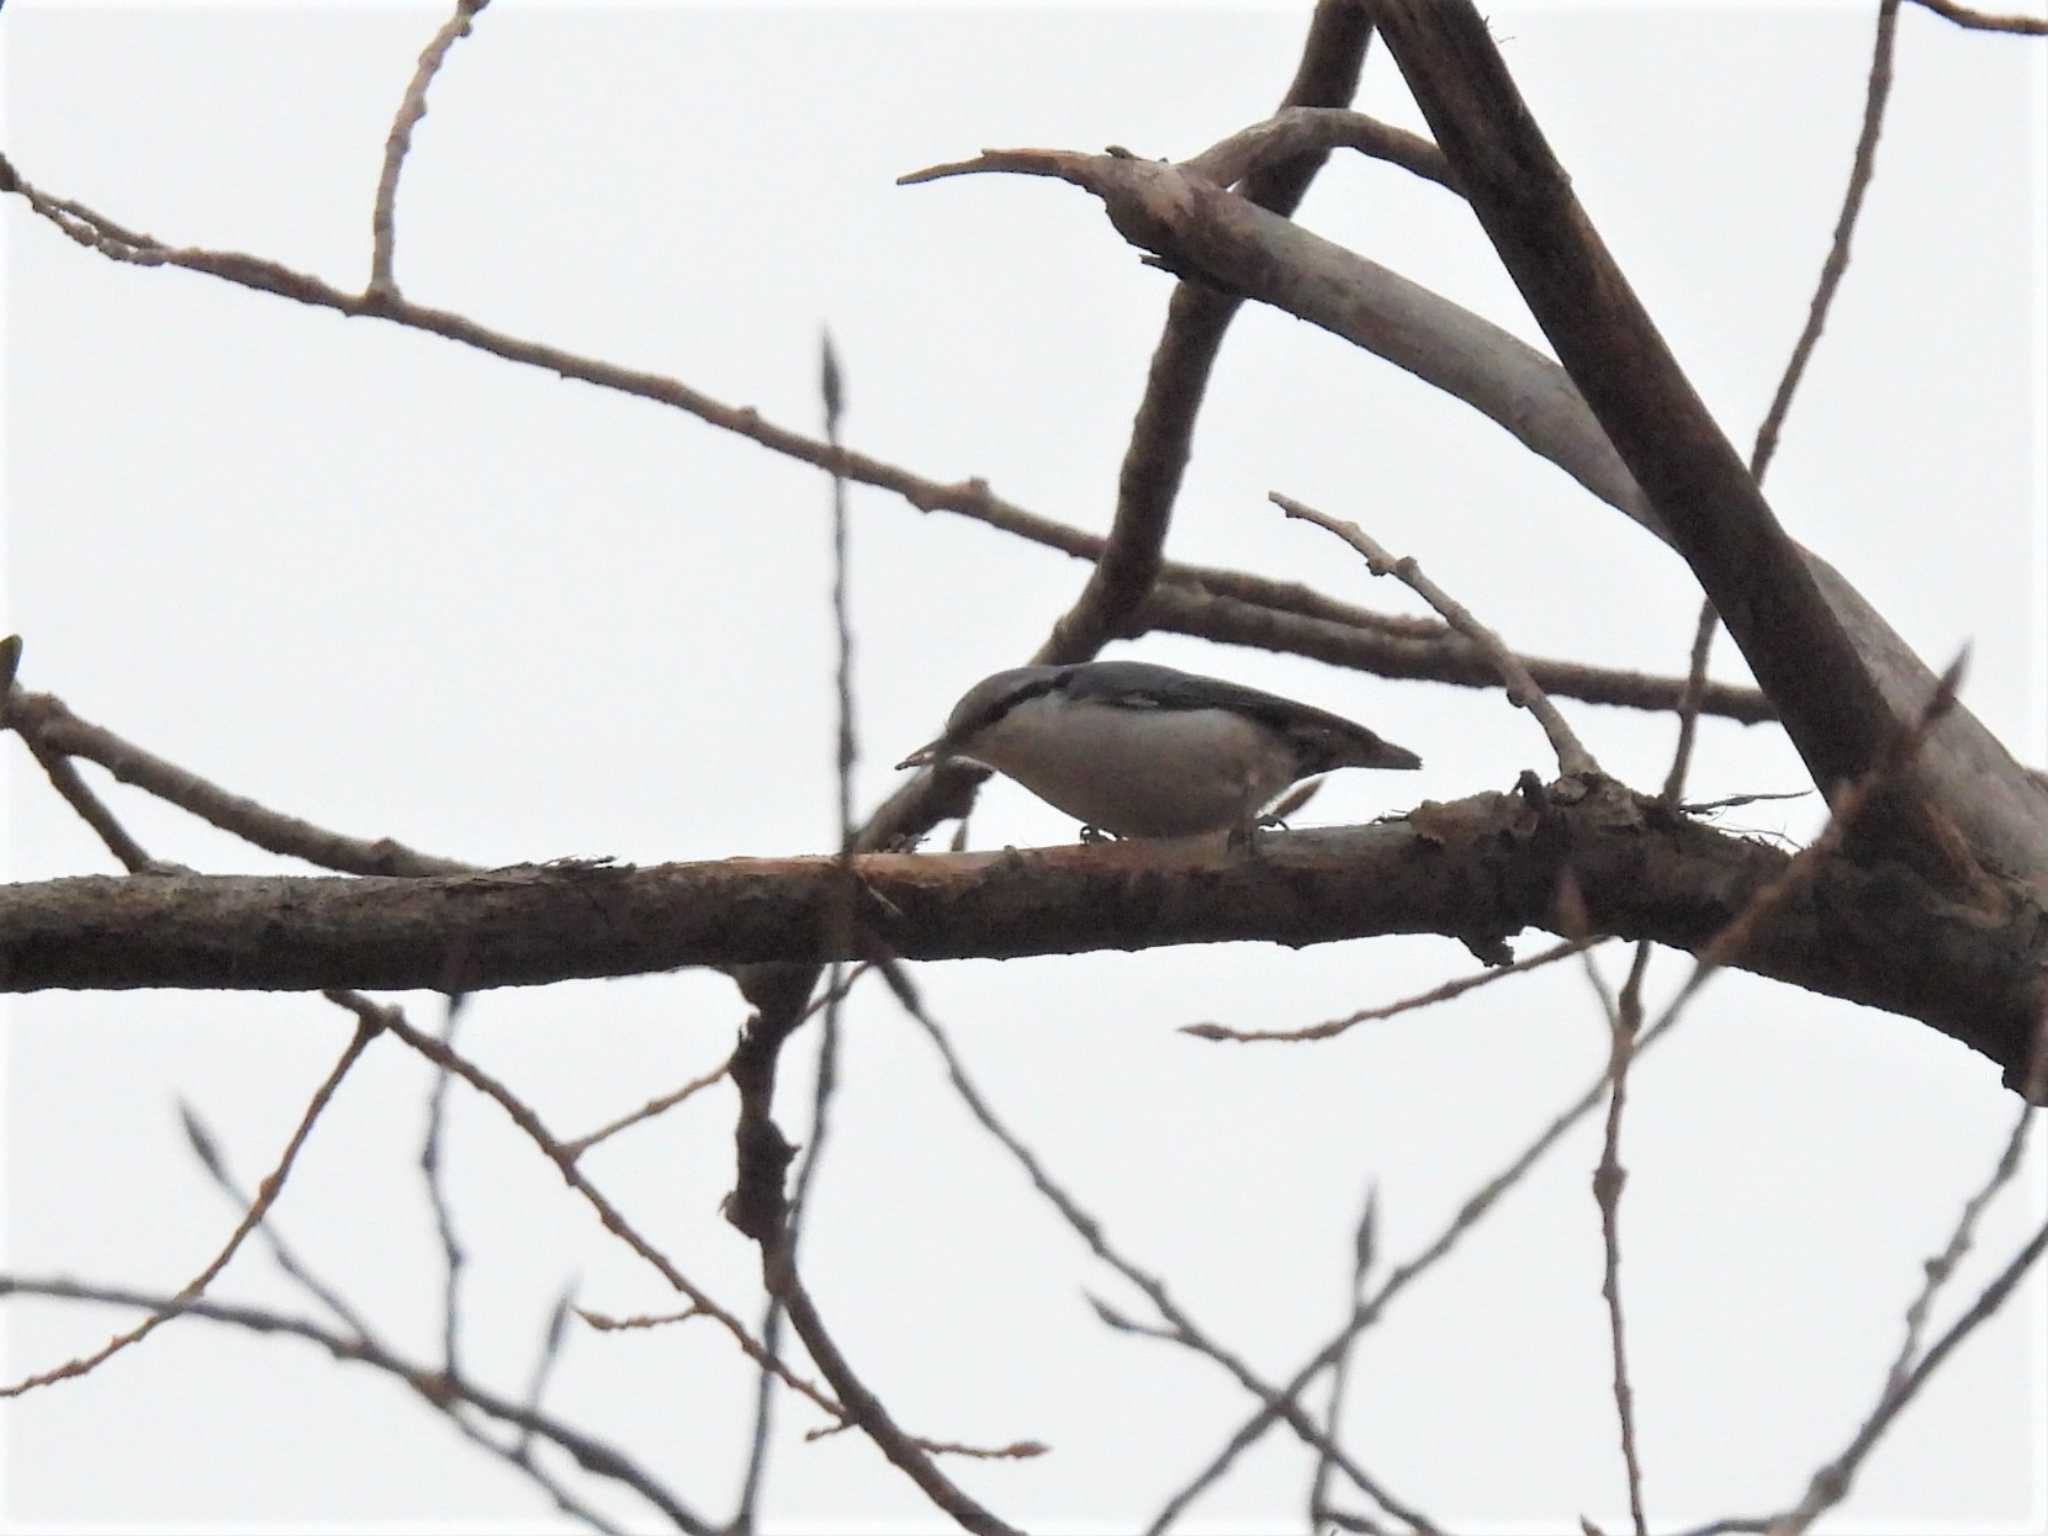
(1183, 934, 1603, 1043)
(371, 0, 493, 297)
(1905, 0, 2047, 31)
(2, 1017, 381, 1397)
(1273, 492, 1600, 778)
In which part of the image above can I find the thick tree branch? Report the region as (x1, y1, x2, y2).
(2, 786, 2041, 1088)
(1366, 1, 1985, 894)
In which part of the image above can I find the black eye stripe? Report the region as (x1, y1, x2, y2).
(960, 673, 1064, 736)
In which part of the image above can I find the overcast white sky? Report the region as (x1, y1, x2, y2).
(3, 3, 2045, 1532)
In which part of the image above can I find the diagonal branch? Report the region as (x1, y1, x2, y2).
(1367, 1, 1979, 894)
(1041, 0, 1377, 667)
(1274, 492, 1600, 777)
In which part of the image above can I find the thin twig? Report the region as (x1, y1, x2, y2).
(1675, 790, 1811, 815)
(1661, 0, 1901, 810)
(1904, 0, 2047, 32)
(1765, 1202, 2048, 1533)
(1274, 491, 1600, 778)
(1660, 600, 1722, 806)
(515, 1281, 577, 1462)
(353, 984, 1032, 1464)
(1, 1018, 380, 1397)
(19, 730, 158, 873)
(1181, 934, 1605, 1043)
(1751, 0, 1902, 482)
(320, 992, 844, 1425)
(1307, 1183, 1378, 1531)
(1888, 1105, 2038, 1404)
(736, 337, 860, 1533)
(558, 1052, 736, 1161)
(370, 0, 492, 296)
(422, 993, 469, 1380)
(875, 956, 1440, 1534)
(1036, 0, 1373, 667)
(1152, 658, 1968, 1526)
(1617, 37, 1916, 1501)
(763, 1243, 1027, 1536)
(0, 1273, 704, 1534)
(176, 1101, 608, 1528)
(824, 332, 856, 854)
(1593, 944, 1653, 1536)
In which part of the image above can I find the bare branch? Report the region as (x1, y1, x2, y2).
(1039, 0, 1373, 665)
(4, 781, 2042, 1084)
(1274, 491, 1600, 777)
(1766, 1188, 2048, 1533)
(876, 957, 1440, 1533)
(764, 1246, 1027, 1536)
(1183, 934, 1603, 1043)
(1659, 600, 1722, 806)
(0, 1272, 706, 1533)
(558, 1052, 735, 1162)
(1182, 106, 1455, 194)
(1307, 1182, 1381, 1531)
(1905, 0, 2048, 31)
(1369, 0, 1973, 890)
(421, 994, 470, 1380)
(0, 166, 1776, 733)
(2, 1017, 379, 1397)
(1592, 949, 1652, 1536)
(177, 1099, 379, 1341)
(326, 990, 850, 1428)
(7, 689, 472, 876)
(1156, 666, 1988, 1513)
(371, 0, 492, 297)
(516, 1281, 577, 1463)
(19, 728, 158, 874)
(1139, 583, 1773, 722)
(893, 111, 2048, 893)
(1750, 0, 1902, 484)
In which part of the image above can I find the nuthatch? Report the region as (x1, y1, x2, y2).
(896, 660, 1420, 844)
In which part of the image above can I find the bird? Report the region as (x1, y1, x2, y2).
(895, 660, 1420, 845)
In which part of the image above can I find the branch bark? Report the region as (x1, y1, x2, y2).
(3, 785, 2041, 1089)
(1366, 1, 1984, 894)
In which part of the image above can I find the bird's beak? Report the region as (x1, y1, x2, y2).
(895, 737, 945, 771)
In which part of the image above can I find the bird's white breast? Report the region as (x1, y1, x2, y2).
(963, 690, 1296, 838)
